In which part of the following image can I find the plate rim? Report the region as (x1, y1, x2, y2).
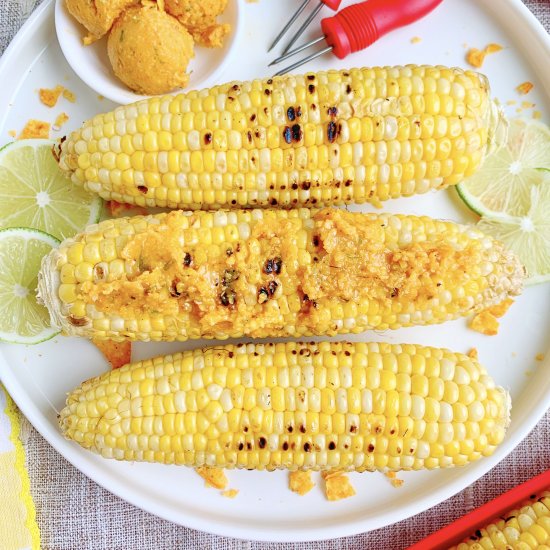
(1, 0, 550, 542)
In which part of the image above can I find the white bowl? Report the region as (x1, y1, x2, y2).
(54, 0, 243, 104)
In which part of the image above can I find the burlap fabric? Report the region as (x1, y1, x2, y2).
(2, 1, 550, 548)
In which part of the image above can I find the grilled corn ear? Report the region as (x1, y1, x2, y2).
(59, 341, 511, 471)
(37, 208, 525, 342)
(451, 492, 550, 550)
(58, 65, 506, 210)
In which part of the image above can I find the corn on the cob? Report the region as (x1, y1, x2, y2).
(37, 207, 524, 342)
(450, 492, 550, 550)
(58, 65, 506, 210)
(60, 341, 510, 471)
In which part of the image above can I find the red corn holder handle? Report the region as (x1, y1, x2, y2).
(407, 469, 550, 550)
(322, 0, 444, 59)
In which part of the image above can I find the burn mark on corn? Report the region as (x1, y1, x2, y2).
(257, 287, 269, 304)
(307, 74, 315, 81)
(264, 257, 282, 275)
(368, 444, 375, 452)
(282, 441, 289, 451)
(283, 126, 292, 144)
(312, 235, 319, 247)
(68, 315, 88, 327)
(287, 107, 296, 121)
(258, 437, 267, 449)
(328, 441, 336, 450)
(250, 114, 256, 122)
(346, 84, 352, 94)
(308, 84, 316, 94)
(183, 252, 192, 267)
(204, 132, 213, 145)
(220, 288, 236, 306)
(169, 280, 182, 297)
(238, 442, 244, 451)
(137, 185, 148, 194)
(291, 124, 302, 142)
(301, 181, 311, 190)
(327, 121, 339, 143)
(303, 442, 311, 452)
(327, 106, 338, 117)
(270, 198, 278, 206)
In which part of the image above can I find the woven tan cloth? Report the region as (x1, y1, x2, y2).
(2, 1, 550, 548)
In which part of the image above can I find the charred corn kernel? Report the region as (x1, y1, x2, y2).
(60, 341, 510, 471)
(38, 208, 524, 342)
(450, 492, 550, 550)
(59, 66, 506, 210)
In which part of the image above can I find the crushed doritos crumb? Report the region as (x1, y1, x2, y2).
(221, 489, 239, 499)
(92, 339, 132, 369)
(98, 95, 105, 101)
(410, 36, 422, 44)
(391, 478, 405, 488)
(8, 130, 16, 138)
(470, 310, 499, 336)
(467, 348, 478, 360)
(521, 101, 535, 109)
(53, 112, 69, 131)
(465, 48, 485, 68)
(517, 81, 534, 95)
(195, 466, 228, 490)
(39, 85, 64, 108)
(385, 471, 396, 479)
(83, 35, 96, 46)
(62, 88, 76, 103)
(465, 43, 503, 68)
(19, 119, 50, 139)
(289, 471, 315, 496)
(536, 353, 545, 361)
(324, 474, 356, 501)
(486, 298, 514, 318)
(321, 469, 345, 481)
(485, 43, 504, 53)
(533, 111, 542, 120)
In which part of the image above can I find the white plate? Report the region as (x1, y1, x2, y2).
(54, 0, 243, 104)
(1, 0, 550, 542)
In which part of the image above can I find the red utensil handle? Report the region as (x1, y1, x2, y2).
(321, 0, 444, 59)
(321, 0, 342, 10)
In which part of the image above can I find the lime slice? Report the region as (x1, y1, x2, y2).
(476, 182, 550, 286)
(457, 118, 550, 217)
(0, 139, 102, 240)
(0, 228, 60, 344)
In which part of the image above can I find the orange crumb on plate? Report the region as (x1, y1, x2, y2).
(62, 88, 76, 103)
(470, 310, 499, 336)
(324, 474, 356, 501)
(521, 101, 535, 109)
(536, 353, 545, 361)
(391, 478, 404, 488)
(485, 43, 503, 53)
(53, 112, 69, 130)
(18, 119, 50, 139)
(486, 298, 514, 318)
(410, 36, 422, 44)
(92, 339, 131, 369)
(465, 48, 485, 68)
(195, 467, 228, 490)
(221, 489, 239, 499)
(39, 85, 64, 107)
(465, 43, 503, 68)
(8, 130, 16, 138)
(516, 81, 534, 95)
(385, 471, 396, 479)
(467, 348, 478, 360)
(533, 111, 542, 120)
(289, 471, 315, 496)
